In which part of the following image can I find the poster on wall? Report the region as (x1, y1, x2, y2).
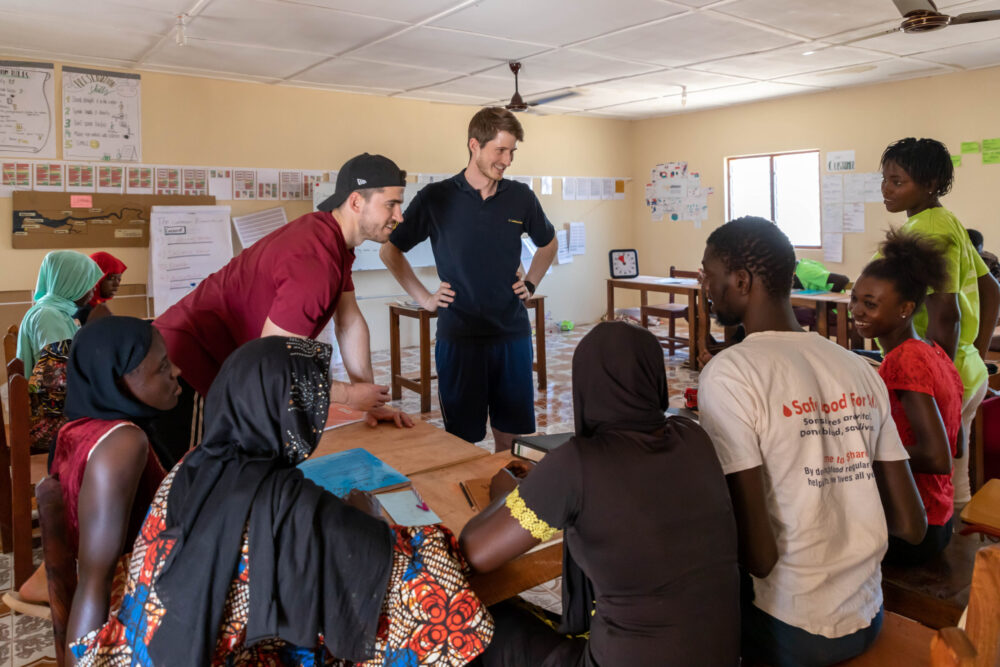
(63, 66, 141, 162)
(644, 161, 713, 224)
(0, 61, 56, 158)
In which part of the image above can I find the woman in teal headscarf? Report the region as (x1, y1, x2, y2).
(17, 251, 104, 371)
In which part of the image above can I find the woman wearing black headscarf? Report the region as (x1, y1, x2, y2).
(71, 336, 493, 666)
(461, 321, 741, 666)
(9, 317, 181, 632)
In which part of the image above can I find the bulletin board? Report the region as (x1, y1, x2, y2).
(11, 191, 215, 249)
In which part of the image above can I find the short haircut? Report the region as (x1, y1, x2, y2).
(861, 228, 949, 308)
(705, 216, 796, 297)
(967, 228, 984, 252)
(468, 107, 524, 157)
(880, 137, 954, 197)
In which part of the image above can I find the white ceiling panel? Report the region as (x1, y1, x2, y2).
(694, 45, 889, 79)
(776, 57, 953, 87)
(430, 0, 687, 47)
(716, 0, 901, 40)
(912, 36, 1000, 68)
(544, 88, 657, 110)
(513, 50, 660, 86)
(577, 12, 802, 67)
(597, 69, 752, 97)
(0, 11, 159, 63)
(352, 27, 547, 73)
(279, 0, 466, 23)
(0, 1, 182, 34)
(144, 39, 327, 79)
(187, 0, 401, 56)
(679, 80, 821, 109)
(394, 90, 492, 105)
(589, 96, 686, 117)
(292, 57, 458, 89)
(417, 72, 560, 99)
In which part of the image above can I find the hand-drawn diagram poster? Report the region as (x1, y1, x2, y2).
(63, 66, 141, 162)
(0, 61, 56, 158)
(644, 161, 714, 224)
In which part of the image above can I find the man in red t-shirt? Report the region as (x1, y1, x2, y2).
(150, 154, 413, 466)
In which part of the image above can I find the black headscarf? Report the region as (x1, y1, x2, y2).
(63, 316, 162, 423)
(561, 321, 669, 634)
(148, 337, 393, 666)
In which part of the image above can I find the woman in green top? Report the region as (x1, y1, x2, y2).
(16, 251, 104, 371)
(879, 137, 1000, 503)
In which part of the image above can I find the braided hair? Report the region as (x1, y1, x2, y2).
(705, 216, 796, 297)
(862, 228, 949, 308)
(880, 138, 954, 197)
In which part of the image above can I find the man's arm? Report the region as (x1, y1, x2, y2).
(333, 291, 373, 384)
(380, 243, 454, 311)
(725, 467, 778, 579)
(924, 292, 961, 360)
(873, 459, 927, 545)
(975, 271, 1000, 359)
(513, 237, 558, 300)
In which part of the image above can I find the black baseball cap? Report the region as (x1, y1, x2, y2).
(316, 153, 407, 212)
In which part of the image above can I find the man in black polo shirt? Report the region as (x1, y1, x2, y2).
(381, 107, 557, 451)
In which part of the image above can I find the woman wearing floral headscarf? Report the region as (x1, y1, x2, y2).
(72, 337, 493, 666)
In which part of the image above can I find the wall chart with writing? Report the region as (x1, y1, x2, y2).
(63, 66, 141, 162)
(0, 60, 56, 158)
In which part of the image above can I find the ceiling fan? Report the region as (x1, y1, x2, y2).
(504, 62, 578, 112)
(844, 0, 1000, 44)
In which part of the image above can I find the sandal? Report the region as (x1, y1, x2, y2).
(2, 591, 51, 619)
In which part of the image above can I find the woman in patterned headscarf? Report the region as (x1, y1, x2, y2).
(71, 336, 493, 666)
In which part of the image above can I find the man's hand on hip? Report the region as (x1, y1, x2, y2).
(422, 282, 455, 312)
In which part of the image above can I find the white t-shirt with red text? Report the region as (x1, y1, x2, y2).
(699, 331, 908, 638)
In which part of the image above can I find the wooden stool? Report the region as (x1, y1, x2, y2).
(389, 296, 547, 414)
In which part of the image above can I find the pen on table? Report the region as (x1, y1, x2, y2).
(411, 485, 430, 511)
(458, 482, 475, 510)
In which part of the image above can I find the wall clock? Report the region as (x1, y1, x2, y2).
(609, 249, 639, 278)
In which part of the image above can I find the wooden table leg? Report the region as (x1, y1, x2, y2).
(606, 280, 615, 321)
(816, 303, 829, 339)
(389, 307, 402, 401)
(419, 311, 432, 414)
(533, 297, 546, 392)
(688, 289, 699, 370)
(837, 306, 849, 349)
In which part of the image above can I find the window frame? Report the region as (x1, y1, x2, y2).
(725, 149, 821, 249)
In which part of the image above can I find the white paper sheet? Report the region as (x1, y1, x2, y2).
(63, 66, 141, 162)
(568, 221, 586, 255)
(843, 202, 865, 233)
(182, 167, 208, 196)
(126, 165, 153, 195)
(509, 175, 533, 189)
(33, 163, 64, 192)
(0, 161, 32, 197)
(556, 229, 572, 264)
(96, 164, 125, 194)
(826, 150, 855, 172)
(589, 178, 602, 200)
(821, 173, 843, 203)
(540, 176, 552, 196)
(208, 168, 233, 200)
(233, 169, 256, 200)
(154, 166, 180, 195)
(601, 178, 613, 200)
(821, 201, 843, 233)
(0, 61, 56, 158)
(843, 173, 866, 203)
(149, 205, 233, 316)
(864, 172, 884, 203)
(232, 206, 287, 248)
(302, 170, 324, 201)
(66, 163, 96, 193)
(280, 170, 303, 200)
(822, 233, 843, 263)
(257, 168, 279, 200)
(562, 177, 576, 201)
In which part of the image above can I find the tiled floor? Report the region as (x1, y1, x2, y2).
(0, 319, 701, 658)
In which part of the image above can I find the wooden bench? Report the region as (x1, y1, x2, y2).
(881, 531, 982, 629)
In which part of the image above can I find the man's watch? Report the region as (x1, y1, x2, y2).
(523, 280, 536, 295)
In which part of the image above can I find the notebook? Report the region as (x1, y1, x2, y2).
(511, 432, 573, 462)
(298, 448, 409, 498)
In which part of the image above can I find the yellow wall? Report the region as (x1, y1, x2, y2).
(630, 65, 1000, 282)
(0, 60, 634, 351)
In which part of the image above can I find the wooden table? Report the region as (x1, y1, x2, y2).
(410, 452, 563, 607)
(314, 419, 488, 476)
(606, 276, 709, 369)
(389, 295, 547, 413)
(789, 290, 852, 348)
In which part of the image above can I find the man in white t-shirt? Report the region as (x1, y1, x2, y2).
(697, 217, 927, 667)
